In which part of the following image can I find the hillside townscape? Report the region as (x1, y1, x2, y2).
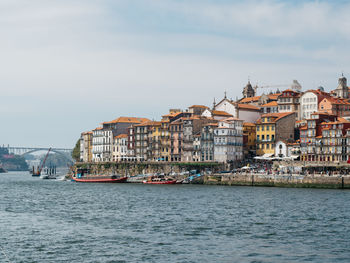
(78, 75, 350, 171)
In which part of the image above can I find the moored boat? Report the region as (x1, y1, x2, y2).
(143, 176, 176, 184)
(73, 175, 128, 183)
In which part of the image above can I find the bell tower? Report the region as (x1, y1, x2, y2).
(242, 81, 255, 98)
(334, 74, 348, 99)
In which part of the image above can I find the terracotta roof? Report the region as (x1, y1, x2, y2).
(244, 122, 256, 127)
(134, 121, 161, 127)
(221, 117, 242, 122)
(258, 112, 295, 123)
(114, 134, 128, 139)
(268, 93, 282, 100)
(162, 112, 183, 118)
(237, 103, 260, 110)
(303, 89, 330, 103)
(212, 110, 233, 117)
(239, 96, 261, 103)
(189, 105, 209, 109)
(261, 101, 278, 107)
(321, 97, 350, 105)
(282, 89, 295, 93)
(169, 118, 184, 125)
(103, 117, 150, 125)
(93, 127, 103, 131)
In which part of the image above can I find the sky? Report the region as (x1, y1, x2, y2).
(1, 0, 349, 148)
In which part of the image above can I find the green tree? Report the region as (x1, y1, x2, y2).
(72, 139, 80, 162)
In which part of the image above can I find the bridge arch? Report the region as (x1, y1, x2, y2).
(22, 149, 74, 164)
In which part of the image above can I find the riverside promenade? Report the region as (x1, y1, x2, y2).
(204, 173, 350, 189)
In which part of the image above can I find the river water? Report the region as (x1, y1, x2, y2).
(0, 172, 349, 263)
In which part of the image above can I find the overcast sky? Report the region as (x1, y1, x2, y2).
(1, 0, 349, 148)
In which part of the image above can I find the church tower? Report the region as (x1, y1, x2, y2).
(242, 81, 255, 98)
(334, 74, 348, 99)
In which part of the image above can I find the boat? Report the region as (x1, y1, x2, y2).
(127, 174, 151, 183)
(72, 167, 128, 183)
(40, 174, 57, 180)
(73, 174, 128, 183)
(142, 175, 176, 184)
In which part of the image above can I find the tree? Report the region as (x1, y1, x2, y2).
(72, 139, 80, 162)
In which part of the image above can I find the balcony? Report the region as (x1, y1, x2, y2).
(256, 139, 275, 143)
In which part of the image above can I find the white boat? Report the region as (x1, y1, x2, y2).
(40, 174, 57, 179)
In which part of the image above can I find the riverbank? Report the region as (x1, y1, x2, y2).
(204, 173, 350, 189)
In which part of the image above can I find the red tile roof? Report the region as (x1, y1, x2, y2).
(261, 101, 278, 107)
(103, 117, 150, 125)
(212, 110, 233, 117)
(189, 105, 209, 109)
(114, 134, 128, 139)
(237, 103, 261, 110)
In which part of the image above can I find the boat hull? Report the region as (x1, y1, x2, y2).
(143, 180, 177, 184)
(73, 176, 128, 183)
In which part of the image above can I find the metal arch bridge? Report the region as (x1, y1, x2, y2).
(6, 146, 73, 157)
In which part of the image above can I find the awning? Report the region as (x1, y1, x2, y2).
(262, 153, 274, 158)
(254, 153, 274, 160)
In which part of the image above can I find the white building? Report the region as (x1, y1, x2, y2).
(300, 89, 328, 120)
(112, 134, 128, 161)
(203, 98, 261, 123)
(79, 133, 85, 162)
(92, 127, 113, 162)
(214, 117, 244, 163)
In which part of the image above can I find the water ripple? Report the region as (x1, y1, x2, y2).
(0, 172, 350, 262)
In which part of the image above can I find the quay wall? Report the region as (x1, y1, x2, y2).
(205, 174, 350, 189)
(74, 162, 224, 176)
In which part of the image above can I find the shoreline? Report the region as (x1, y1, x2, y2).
(203, 173, 350, 189)
(72, 162, 350, 189)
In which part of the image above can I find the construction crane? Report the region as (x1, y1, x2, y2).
(32, 147, 52, 176)
(255, 80, 302, 95)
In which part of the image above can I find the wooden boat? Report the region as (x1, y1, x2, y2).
(143, 176, 176, 184)
(73, 175, 128, 183)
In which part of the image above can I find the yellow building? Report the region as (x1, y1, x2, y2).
(150, 121, 161, 161)
(160, 120, 171, 161)
(256, 112, 295, 156)
(81, 131, 93, 162)
(243, 122, 256, 157)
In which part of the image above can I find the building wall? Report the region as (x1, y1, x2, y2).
(275, 113, 296, 142)
(301, 92, 318, 120)
(214, 99, 236, 116)
(275, 141, 287, 157)
(237, 109, 261, 123)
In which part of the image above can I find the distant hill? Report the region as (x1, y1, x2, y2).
(0, 147, 28, 171)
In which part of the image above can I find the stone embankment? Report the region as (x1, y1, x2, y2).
(74, 161, 224, 176)
(205, 173, 350, 189)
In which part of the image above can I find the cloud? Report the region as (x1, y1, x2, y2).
(0, 0, 349, 147)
